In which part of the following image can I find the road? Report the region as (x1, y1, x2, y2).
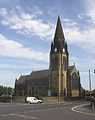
(0, 101, 95, 120)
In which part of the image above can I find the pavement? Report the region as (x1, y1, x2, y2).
(72, 103, 95, 115)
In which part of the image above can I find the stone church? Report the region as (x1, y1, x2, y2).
(14, 17, 81, 99)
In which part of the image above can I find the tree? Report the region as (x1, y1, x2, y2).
(0, 86, 14, 96)
(92, 89, 95, 97)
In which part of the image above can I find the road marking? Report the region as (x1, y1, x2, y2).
(30, 107, 64, 113)
(10, 113, 36, 119)
(0, 113, 36, 119)
(71, 105, 95, 116)
(1, 114, 8, 117)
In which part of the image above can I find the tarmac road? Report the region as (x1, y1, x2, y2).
(0, 101, 95, 120)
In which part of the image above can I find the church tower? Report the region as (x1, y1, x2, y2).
(15, 16, 81, 100)
(49, 16, 69, 97)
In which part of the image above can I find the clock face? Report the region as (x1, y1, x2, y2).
(54, 48, 57, 52)
(63, 48, 65, 52)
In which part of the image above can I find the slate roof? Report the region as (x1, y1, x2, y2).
(16, 69, 50, 84)
(16, 75, 29, 84)
(29, 69, 50, 80)
(68, 65, 79, 77)
(54, 16, 65, 42)
(68, 65, 75, 73)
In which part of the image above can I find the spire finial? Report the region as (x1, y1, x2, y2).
(58, 15, 60, 21)
(54, 16, 65, 43)
(52, 16, 65, 52)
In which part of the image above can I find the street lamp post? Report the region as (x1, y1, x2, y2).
(58, 72, 61, 102)
(58, 53, 61, 102)
(89, 70, 92, 99)
(94, 69, 95, 74)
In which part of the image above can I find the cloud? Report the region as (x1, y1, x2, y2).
(78, 13, 83, 20)
(86, 1, 95, 24)
(63, 18, 78, 27)
(69, 56, 79, 67)
(0, 71, 23, 87)
(59, 1, 95, 55)
(0, 7, 54, 39)
(0, 33, 49, 62)
(63, 20, 95, 54)
(0, 0, 10, 3)
(0, 62, 48, 71)
(31, 6, 43, 16)
(83, 0, 95, 24)
(0, 72, 15, 87)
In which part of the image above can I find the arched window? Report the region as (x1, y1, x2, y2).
(71, 73, 78, 90)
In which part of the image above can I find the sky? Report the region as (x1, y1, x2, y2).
(0, 0, 95, 90)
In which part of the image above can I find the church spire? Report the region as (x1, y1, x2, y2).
(54, 16, 65, 46)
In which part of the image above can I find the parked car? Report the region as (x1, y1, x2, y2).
(2, 94, 12, 97)
(26, 97, 42, 104)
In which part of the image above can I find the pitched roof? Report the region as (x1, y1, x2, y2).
(68, 65, 75, 73)
(68, 65, 79, 76)
(16, 69, 50, 85)
(29, 69, 50, 80)
(16, 75, 29, 84)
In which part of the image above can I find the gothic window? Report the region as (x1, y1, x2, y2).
(71, 73, 78, 90)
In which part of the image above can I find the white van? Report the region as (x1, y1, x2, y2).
(26, 97, 42, 104)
